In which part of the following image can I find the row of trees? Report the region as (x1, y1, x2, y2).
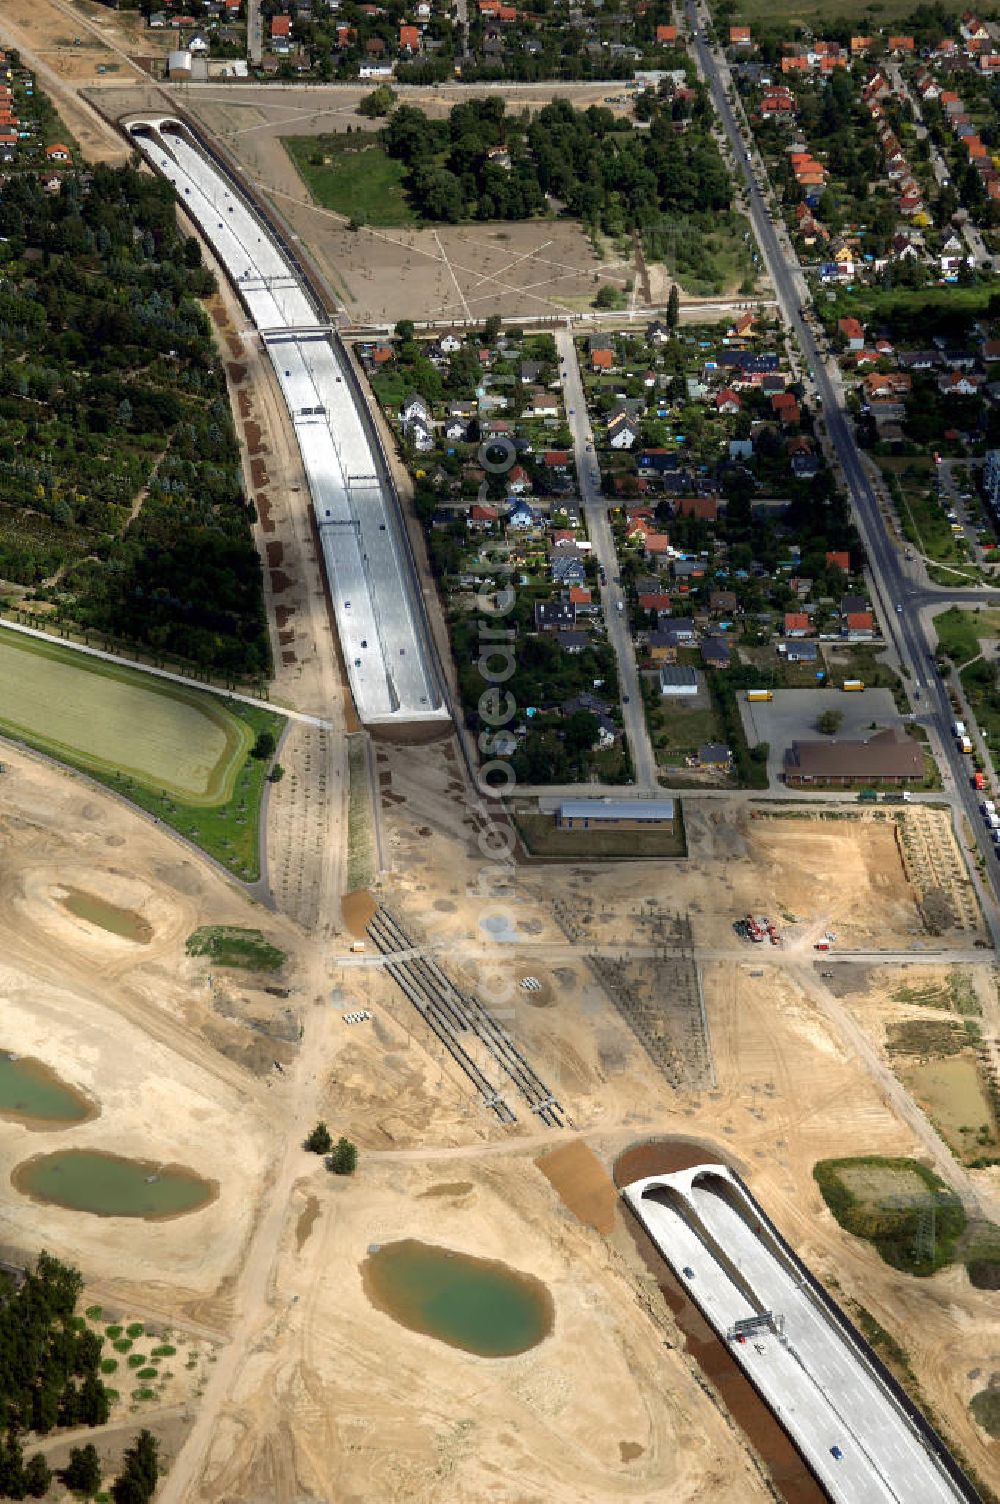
(305, 1123, 358, 1175)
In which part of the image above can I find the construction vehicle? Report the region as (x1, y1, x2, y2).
(842, 679, 864, 692)
(814, 941, 830, 951)
(745, 913, 765, 943)
(974, 770, 987, 791)
(747, 689, 773, 703)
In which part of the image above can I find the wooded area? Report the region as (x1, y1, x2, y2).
(0, 163, 269, 680)
(380, 96, 732, 231)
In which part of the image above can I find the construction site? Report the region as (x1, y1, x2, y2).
(0, 22, 997, 1502)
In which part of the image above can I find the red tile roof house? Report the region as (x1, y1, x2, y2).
(784, 611, 812, 637)
(826, 551, 850, 572)
(45, 143, 71, 162)
(656, 24, 677, 43)
(644, 532, 672, 557)
(844, 611, 874, 640)
(590, 347, 614, 372)
(399, 23, 420, 50)
(838, 316, 865, 351)
(715, 387, 741, 414)
(729, 25, 752, 46)
(270, 14, 291, 40)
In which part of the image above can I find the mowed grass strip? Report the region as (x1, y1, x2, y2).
(0, 632, 283, 882)
(282, 134, 416, 226)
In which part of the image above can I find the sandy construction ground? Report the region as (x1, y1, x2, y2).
(3, 699, 1000, 1500)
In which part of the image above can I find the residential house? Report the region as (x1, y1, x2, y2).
(826, 550, 850, 572)
(843, 611, 875, 640)
(710, 590, 738, 615)
(715, 387, 742, 415)
(838, 316, 865, 351)
(697, 743, 733, 769)
(781, 638, 818, 663)
(534, 601, 575, 633)
(701, 637, 731, 668)
(784, 612, 811, 637)
(607, 412, 640, 449)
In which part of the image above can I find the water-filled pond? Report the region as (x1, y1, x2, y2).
(12, 1150, 217, 1219)
(59, 888, 152, 944)
(361, 1239, 553, 1357)
(0, 1054, 96, 1128)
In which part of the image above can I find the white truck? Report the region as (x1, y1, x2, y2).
(954, 719, 967, 738)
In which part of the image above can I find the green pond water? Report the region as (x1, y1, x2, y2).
(0, 1054, 94, 1126)
(361, 1239, 553, 1357)
(59, 888, 152, 944)
(12, 1150, 216, 1220)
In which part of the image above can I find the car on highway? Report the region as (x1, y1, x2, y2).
(830, 1446, 843, 1461)
(682, 1266, 694, 1278)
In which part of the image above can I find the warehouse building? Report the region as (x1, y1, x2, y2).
(784, 728, 923, 786)
(556, 799, 675, 832)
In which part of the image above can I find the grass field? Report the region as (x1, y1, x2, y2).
(934, 605, 1000, 664)
(346, 734, 376, 892)
(0, 632, 250, 803)
(283, 135, 415, 226)
(514, 807, 687, 860)
(813, 1155, 966, 1275)
(0, 631, 283, 881)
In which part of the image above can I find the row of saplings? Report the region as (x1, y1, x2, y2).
(304, 1123, 357, 1175)
(0, 1427, 157, 1501)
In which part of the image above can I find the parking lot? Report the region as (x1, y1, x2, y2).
(740, 688, 906, 788)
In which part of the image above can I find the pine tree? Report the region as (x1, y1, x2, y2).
(63, 1443, 101, 1498)
(327, 1137, 358, 1176)
(23, 1454, 50, 1499)
(304, 1122, 333, 1155)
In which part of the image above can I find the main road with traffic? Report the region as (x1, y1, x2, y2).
(686, 0, 1000, 929)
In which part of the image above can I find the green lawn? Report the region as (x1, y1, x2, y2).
(723, 0, 965, 20)
(0, 631, 282, 882)
(934, 605, 1000, 664)
(283, 135, 416, 226)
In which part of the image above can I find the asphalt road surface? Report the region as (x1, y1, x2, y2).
(556, 328, 660, 788)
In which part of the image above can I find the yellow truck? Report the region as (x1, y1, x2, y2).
(746, 689, 774, 703)
(842, 679, 865, 692)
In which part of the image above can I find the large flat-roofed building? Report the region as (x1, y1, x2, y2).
(784, 728, 923, 786)
(556, 798, 675, 831)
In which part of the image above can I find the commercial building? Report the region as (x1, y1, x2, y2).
(784, 728, 923, 786)
(658, 665, 700, 697)
(556, 799, 675, 831)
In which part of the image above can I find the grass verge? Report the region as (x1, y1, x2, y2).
(346, 734, 376, 891)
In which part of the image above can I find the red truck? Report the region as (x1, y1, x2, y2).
(974, 771, 987, 792)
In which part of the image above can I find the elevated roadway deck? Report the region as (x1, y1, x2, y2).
(624, 1165, 978, 1504)
(126, 117, 446, 729)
